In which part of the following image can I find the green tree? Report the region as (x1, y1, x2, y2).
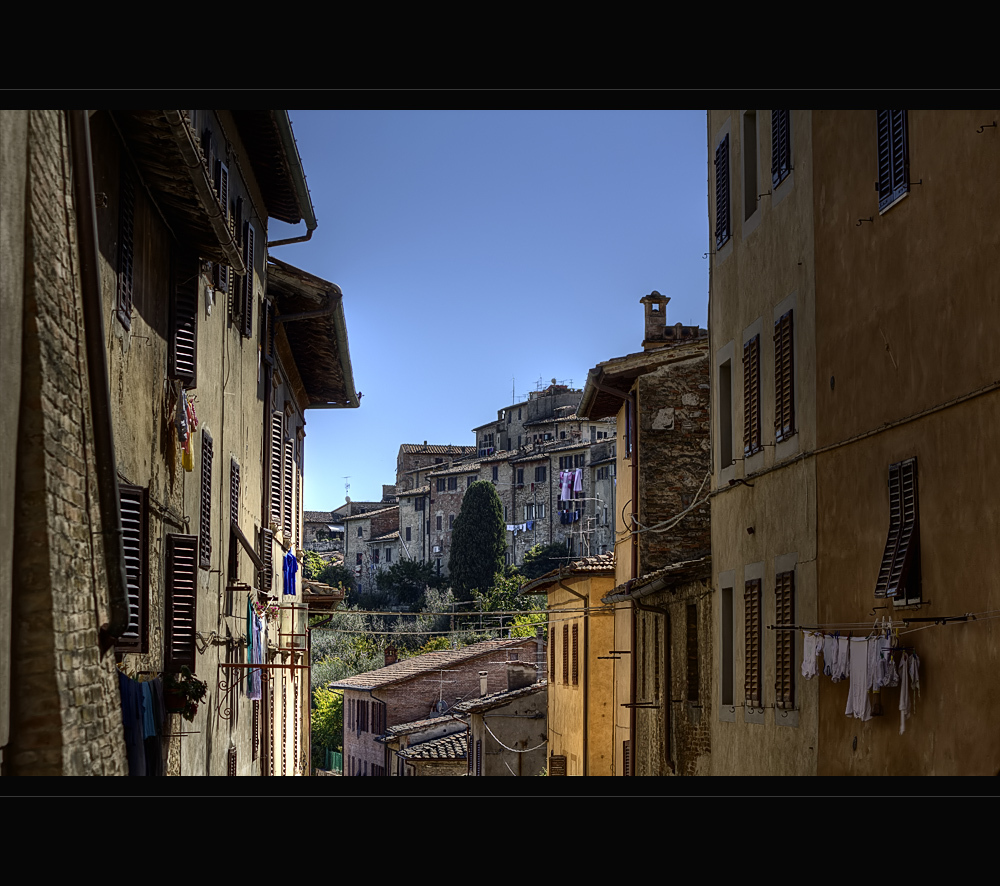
(311, 686, 343, 767)
(448, 481, 506, 602)
(520, 541, 571, 580)
(375, 558, 441, 610)
(301, 550, 326, 580)
(317, 561, 356, 593)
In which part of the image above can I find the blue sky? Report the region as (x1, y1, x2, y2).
(265, 110, 710, 510)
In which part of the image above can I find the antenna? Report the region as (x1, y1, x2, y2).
(344, 475, 351, 500)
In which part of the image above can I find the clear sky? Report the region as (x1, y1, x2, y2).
(265, 110, 710, 510)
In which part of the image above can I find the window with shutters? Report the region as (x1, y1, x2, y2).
(436, 479, 446, 493)
(771, 110, 791, 188)
(535, 466, 547, 483)
(550, 627, 556, 683)
(476, 739, 482, 776)
(743, 334, 762, 457)
(241, 221, 255, 338)
(714, 133, 731, 248)
(448, 476, 457, 491)
(773, 310, 795, 443)
(259, 528, 273, 592)
(199, 430, 213, 569)
(228, 745, 237, 776)
(260, 299, 274, 365)
(492, 466, 499, 482)
(877, 110, 909, 213)
(775, 571, 795, 710)
(282, 437, 293, 538)
(549, 753, 567, 776)
(572, 623, 579, 685)
(116, 485, 148, 653)
(269, 411, 283, 528)
(169, 254, 199, 387)
(165, 534, 198, 671)
(562, 624, 569, 684)
(744, 579, 762, 709)
(875, 457, 921, 604)
(116, 167, 135, 331)
(621, 741, 630, 777)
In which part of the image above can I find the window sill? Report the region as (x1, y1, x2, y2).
(879, 188, 909, 215)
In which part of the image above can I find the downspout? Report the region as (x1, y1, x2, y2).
(556, 567, 589, 777)
(68, 110, 130, 652)
(266, 111, 318, 249)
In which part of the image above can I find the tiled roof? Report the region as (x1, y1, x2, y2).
(427, 462, 482, 477)
(399, 443, 478, 456)
(328, 638, 536, 691)
(397, 732, 467, 761)
(367, 529, 399, 543)
(397, 485, 430, 497)
(303, 510, 334, 522)
(384, 714, 459, 737)
(602, 554, 712, 603)
(453, 680, 546, 714)
(520, 551, 616, 595)
(342, 505, 399, 522)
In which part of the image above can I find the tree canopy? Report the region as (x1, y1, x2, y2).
(520, 541, 572, 581)
(448, 480, 506, 601)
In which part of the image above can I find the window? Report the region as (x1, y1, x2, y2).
(356, 553, 363, 566)
(771, 110, 791, 187)
(534, 466, 547, 483)
(241, 221, 255, 338)
(372, 548, 379, 565)
(875, 457, 920, 603)
(199, 430, 213, 569)
(718, 357, 733, 471)
(549, 754, 567, 776)
(775, 571, 795, 710)
(405, 526, 411, 542)
(572, 624, 579, 685)
(742, 335, 761, 457)
(877, 110, 909, 212)
(436, 515, 442, 531)
(449, 514, 455, 530)
(714, 133, 731, 248)
(774, 310, 795, 442)
(492, 466, 498, 482)
(436, 479, 446, 493)
(414, 497, 425, 511)
(269, 411, 283, 527)
(516, 469, 524, 486)
(562, 624, 569, 683)
(169, 254, 199, 386)
(165, 534, 198, 671)
(357, 526, 363, 538)
(743, 110, 758, 221)
(467, 476, 474, 489)
(385, 547, 391, 563)
(227, 458, 241, 583)
(116, 167, 135, 330)
(687, 604, 699, 702)
(744, 579, 762, 709)
(550, 627, 556, 683)
(448, 476, 457, 491)
(116, 485, 148, 653)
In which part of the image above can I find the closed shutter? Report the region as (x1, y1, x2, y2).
(116, 484, 148, 653)
(170, 254, 199, 386)
(259, 527, 273, 592)
(771, 110, 790, 187)
(212, 159, 230, 297)
(550, 627, 556, 683)
(875, 458, 920, 601)
(116, 168, 135, 330)
(744, 579, 762, 708)
(261, 299, 275, 365)
(572, 623, 579, 685)
(775, 571, 795, 710)
(165, 534, 198, 671)
(621, 742, 630, 776)
(549, 753, 567, 776)
(715, 134, 731, 248)
(743, 335, 761, 457)
(773, 310, 795, 442)
(228, 458, 241, 581)
(283, 437, 293, 538)
(562, 624, 569, 683)
(199, 430, 213, 569)
(686, 604, 699, 702)
(241, 221, 255, 339)
(269, 411, 283, 527)
(476, 739, 482, 776)
(228, 745, 237, 776)
(877, 110, 909, 211)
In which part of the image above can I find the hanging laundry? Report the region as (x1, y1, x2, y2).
(283, 549, 298, 595)
(573, 468, 583, 494)
(898, 651, 920, 734)
(560, 471, 573, 501)
(845, 636, 874, 721)
(834, 635, 850, 682)
(801, 631, 821, 679)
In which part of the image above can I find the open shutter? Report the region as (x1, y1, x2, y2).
(116, 169, 135, 330)
(241, 221, 255, 339)
(715, 133, 730, 248)
(572, 623, 579, 685)
(771, 110, 790, 187)
(116, 485, 148, 653)
(283, 436, 293, 538)
(774, 310, 795, 442)
(228, 458, 241, 581)
(165, 534, 198, 671)
(743, 335, 761, 457)
(562, 624, 569, 683)
(259, 527, 273, 592)
(199, 430, 213, 569)
(269, 411, 284, 528)
(170, 254, 198, 386)
(876, 458, 920, 600)
(775, 572, 795, 710)
(878, 110, 909, 211)
(744, 579, 762, 708)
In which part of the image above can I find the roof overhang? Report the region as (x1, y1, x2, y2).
(601, 554, 712, 604)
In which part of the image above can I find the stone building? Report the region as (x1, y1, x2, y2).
(331, 637, 543, 777)
(707, 108, 1000, 776)
(1, 109, 358, 776)
(343, 505, 400, 591)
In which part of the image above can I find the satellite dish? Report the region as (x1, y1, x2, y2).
(345, 495, 351, 503)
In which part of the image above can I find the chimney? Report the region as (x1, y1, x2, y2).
(640, 290, 670, 350)
(507, 660, 537, 692)
(479, 670, 488, 697)
(384, 644, 398, 667)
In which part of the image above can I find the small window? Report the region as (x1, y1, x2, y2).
(517, 469, 524, 486)
(449, 514, 455, 530)
(357, 526, 363, 538)
(405, 526, 411, 542)
(771, 110, 791, 188)
(714, 133, 731, 248)
(875, 458, 920, 603)
(436, 515, 442, 531)
(385, 548, 391, 563)
(448, 477, 457, 491)
(436, 479, 446, 493)
(116, 167, 135, 330)
(535, 466, 547, 482)
(492, 466, 499, 482)
(414, 497, 425, 511)
(356, 553, 363, 566)
(877, 110, 909, 212)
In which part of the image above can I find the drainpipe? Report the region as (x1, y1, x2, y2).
(266, 111, 318, 249)
(68, 110, 130, 652)
(556, 567, 589, 776)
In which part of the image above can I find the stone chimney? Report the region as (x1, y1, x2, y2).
(384, 644, 398, 667)
(507, 660, 537, 692)
(479, 670, 489, 697)
(641, 291, 670, 350)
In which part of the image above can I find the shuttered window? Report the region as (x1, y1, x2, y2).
(261, 299, 275, 365)
(116, 168, 135, 330)
(572, 623, 579, 685)
(875, 458, 921, 603)
(774, 310, 795, 442)
(877, 110, 909, 212)
(621, 742, 630, 777)
(550, 627, 556, 683)
(743, 335, 762, 457)
(715, 133, 731, 248)
(269, 411, 284, 528)
(228, 458, 241, 581)
(771, 110, 791, 187)
(228, 745, 237, 776)
(199, 430, 213, 569)
(116, 484, 148, 653)
(259, 527, 273, 592)
(549, 754, 567, 776)
(283, 437, 293, 538)
(775, 571, 795, 710)
(295, 439, 302, 548)
(562, 624, 569, 684)
(165, 534, 198, 671)
(744, 579, 762, 709)
(475, 739, 482, 776)
(169, 254, 198, 386)
(241, 221, 255, 338)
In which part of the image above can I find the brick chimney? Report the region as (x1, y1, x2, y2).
(384, 644, 398, 667)
(479, 670, 489, 697)
(507, 660, 537, 691)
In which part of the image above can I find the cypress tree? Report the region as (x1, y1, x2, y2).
(448, 480, 506, 601)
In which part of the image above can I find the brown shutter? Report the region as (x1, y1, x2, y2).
(572, 623, 579, 685)
(562, 624, 569, 683)
(270, 411, 284, 527)
(283, 437, 293, 538)
(622, 742, 631, 776)
(743, 335, 761, 457)
(686, 603, 699, 702)
(165, 534, 198, 671)
(116, 169, 135, 330)
(241, 221, 255, 339)
(170, 254, 198, 386)
(228, 458, 241, 581)
(476, 739, 482, 776)
(228, 745, 237, 776)
(199, 430, 213, 569)
(877, 111, 909, 211)
(744, 579, 762, 708)
(876, 458, 920, 601)
(775, 571, 795, 710)
(774, 310, 795, 442)
(550, 627, 556, 683)
(116, 484, 148, 653)
(259, 527, 273, 592)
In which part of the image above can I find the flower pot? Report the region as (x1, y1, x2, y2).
(165, 686, 187, 714)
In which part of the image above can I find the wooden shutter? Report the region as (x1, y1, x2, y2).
(259, 527, 273, 592)
(228, 458, 240, 581)
(562, 624, 569, 683)
(715, 134, 730, 248)
(295, 438, 302, 548)
(550, 627, 556, 683)
(228, 745, 237, 776)
(771, 110, 790, 187)
(270, 411, 284, 527)
(116, 169, 135, 330)
(261, 299, 275, 365)
(572, 623, 579, 685)
(744, 579, 762, 708)
(743, 335, 761, 457)
(241, 221, 255, 338)
(116, 484, 148, 653)
(170, 254, 198, 386)
(621, 742, 630, 777)
(774, 310, 795, 442)
(875, 458, 920, 600)
(283, 437, 293, 538)
(775, 571, 795, 710)
(476, 739, 482, 776)
(199, 430, 213, 569)
(877, 110, 909, 211)
(165, 534, 198, 671)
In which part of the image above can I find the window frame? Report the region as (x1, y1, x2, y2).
(875, 457, 921, 604)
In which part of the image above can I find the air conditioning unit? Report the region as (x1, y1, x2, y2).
(432, 545, 441, 553)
